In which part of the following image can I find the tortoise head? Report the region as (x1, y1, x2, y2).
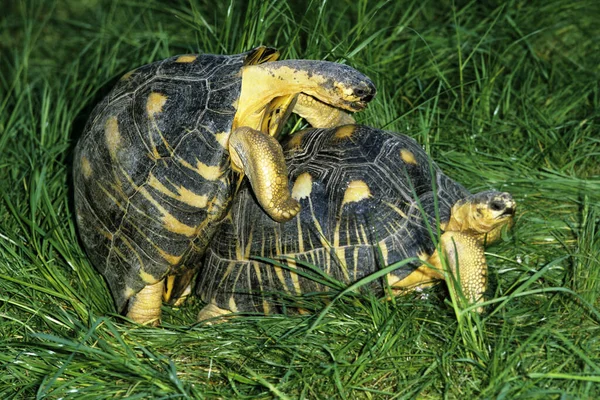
(282, 60, 376, 112)
(447, 191, 516, 244)
(235, 59, 375, 135)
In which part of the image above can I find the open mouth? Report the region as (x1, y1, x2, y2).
(496, 207, 515, 219)
(358, 91, 375, 103)
(349, 101, 367, 110)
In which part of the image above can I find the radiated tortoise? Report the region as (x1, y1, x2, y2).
(197, 124, 516, 319)
(73, 47, 376, 324)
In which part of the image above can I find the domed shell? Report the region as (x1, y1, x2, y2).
(198, 125, 470, 314)
(73, 48, 274, 312)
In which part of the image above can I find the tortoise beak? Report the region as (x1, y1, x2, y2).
(499, 207, 515, 218)
(350, 82, 376, 109)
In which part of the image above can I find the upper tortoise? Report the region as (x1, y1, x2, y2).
(73, 47, 375, 324)
(197, 124, 516, 320)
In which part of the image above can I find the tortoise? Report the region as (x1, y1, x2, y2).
(73, 47, 376, 324)
(197, 124, 516, 319)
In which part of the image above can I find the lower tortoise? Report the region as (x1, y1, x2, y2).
(73, 47, 375, 324)
(197, 124, 516, 319)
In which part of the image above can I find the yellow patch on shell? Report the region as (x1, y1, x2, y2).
(176, 186, 209, 208)
(341, 180, 372, 206)
(195, 161, 222, 180)
(127, 180, 198, 237)
(334, 247, 350, 280)
(214, 131, 229, 148)
(383, 201, 409, 219)
(378, 240, 389, 265)
(291, 172, 313, 200)
(148, 173, 209, 208)
(162, 213, 197, 237)
(263, 300, 271, 314)
(286, 131, 307, 150)
(334, 125, 356, 140)
(175, 55, 197, 63)
(228, 296, 238, 312)
(385, 273, 402, 287)
(124, 286, 136, 299)
(140, 270, 158, 284)
(120, 70, 135, 81)
(178, 158, 223, 181)
(80, 156, 93, 179)
(147, 92, 168, 116)
(400, 149, 418, 165)
(96, 227, 114, 241)
(104, 116, 121, 159)
(158, 248, 183, 265)
(286, 259, 303, 295)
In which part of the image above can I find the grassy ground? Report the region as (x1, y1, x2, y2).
(1, 0, 599, 398)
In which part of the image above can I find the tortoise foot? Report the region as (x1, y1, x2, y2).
(197, 303, 232, 323)
(126, 280, 164, 326)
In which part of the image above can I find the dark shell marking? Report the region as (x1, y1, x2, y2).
(74, 51, 253, 311)
(198, 125, 470, 314)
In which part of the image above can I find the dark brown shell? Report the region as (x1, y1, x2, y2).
(73, 48, 274, 311)
(198, 125, 470, 314)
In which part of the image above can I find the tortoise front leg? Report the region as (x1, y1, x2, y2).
(437, 231, 488, 312)
(229, 126, 301, 222)
(126, 280, 164, 325)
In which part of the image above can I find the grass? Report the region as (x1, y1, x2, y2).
(1, 0, 599, 397)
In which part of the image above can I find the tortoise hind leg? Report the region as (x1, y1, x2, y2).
(126, 280, 164, 325)
(197, 302, 232, 323)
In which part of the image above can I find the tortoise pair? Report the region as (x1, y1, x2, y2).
(73, 47, 515, 324)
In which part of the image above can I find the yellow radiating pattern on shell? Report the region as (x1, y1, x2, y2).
(105, 116, 121, 159)
(334, 124, 356, 140)
(177, 158, 223, 181)
(148, 173, 209, 208)
(140, 270, 158, 284)
(175, 55, 198, 63)
(286, 131, 307, 150)
(194, 161, 223, 181)
(292, 172, 313, 200)
(80, 156, 92, 179)
(215, 131, 229, 148)
(400, 149, 418, 165)
(162, 213, 197, 237)
(124, 286, 136, 299)
(341, 180, 372, 206)
(147, 92, 168, 116)
(286, 259, 303, 295)
(120, 70, 135, 80)
(157, 248, 183, 265)
(378, 240, 389, 265)
(133, 184, 198, 237)
(228, 296, 238, 312)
